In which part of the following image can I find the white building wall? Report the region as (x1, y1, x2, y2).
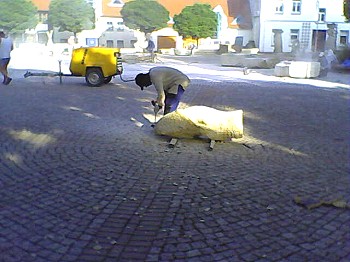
(95, 17, 125, 32)
(212, 5, 254, 47)
(259, 0, 349, 52)
(318, 0, 346, 22)
(249, 0, 261, 48)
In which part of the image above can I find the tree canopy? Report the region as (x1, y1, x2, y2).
(0, 0, 37, 35)
(121, 0, 169, 34)
(48, 0, 95, 35)
(173, 3, 217, 40)
(344, 0, 350, 21)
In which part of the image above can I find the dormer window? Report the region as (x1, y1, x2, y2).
(275, 0, 284, 14)
(292, 0, 301, 14)
(109, 0, 124, 7)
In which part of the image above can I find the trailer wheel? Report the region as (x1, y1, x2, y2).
(104, 76, 113, 84)
(86, 68, 104, 87)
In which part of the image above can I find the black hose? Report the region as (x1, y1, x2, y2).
(119, 73, 134, 82)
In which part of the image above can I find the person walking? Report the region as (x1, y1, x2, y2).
(146, 39, 155, 62)
(135, 66, 190, 115)
(0, 31, 14, 85)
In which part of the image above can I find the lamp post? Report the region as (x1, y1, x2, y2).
(315, 0, 320, 52)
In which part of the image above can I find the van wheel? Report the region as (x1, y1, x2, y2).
(85, 68, 104, 87)
(104, 76, 113, 84)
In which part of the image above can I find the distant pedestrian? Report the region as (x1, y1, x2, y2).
(146, 39, 155, 62)
(318, 50, 338, 77)
(0, 31, 14, 85)
(135, 66, 190, 115)
(318, 52, 329, 77)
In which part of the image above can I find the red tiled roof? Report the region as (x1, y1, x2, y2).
(103, 0, 121, 17)
(103, 0, 232, 19)
(227, 0, 252, 29)
(30, 0, 252, 30)
(31, 0, 51, 11)
(157, 0, 231, 17)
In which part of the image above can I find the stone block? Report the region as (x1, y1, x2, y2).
(221, 54, 280, 69)
(288, 61, 320, 78)
(275, 61, 321, 78)
(154, 106, 243, 141)
(241, 48, 259, 55)
(274, 61, 291, 77)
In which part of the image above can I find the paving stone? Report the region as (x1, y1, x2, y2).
(1, 56, 349, 261)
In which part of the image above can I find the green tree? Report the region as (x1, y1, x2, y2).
(0, 0, 37, 35)
(121, 0, 169, 34)
(48, 0, 95, 41)
(173, 3, 217, 44)
(344, 0, 350, 21)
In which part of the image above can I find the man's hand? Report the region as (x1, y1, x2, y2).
(153, 104, 162, 115)
(151, 100, 162, 115)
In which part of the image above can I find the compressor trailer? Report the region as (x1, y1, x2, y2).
(24, 47, 123, 87)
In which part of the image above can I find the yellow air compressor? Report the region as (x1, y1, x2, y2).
(70, 47, 123, 86)
(24, 47, 123, 87)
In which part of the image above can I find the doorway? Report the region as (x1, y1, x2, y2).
(157, 36, 176, 50)
(312, 30, 326, 52)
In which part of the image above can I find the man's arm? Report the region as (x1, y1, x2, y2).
(151, 78, 165, 107)
(150, 72, 166, 106)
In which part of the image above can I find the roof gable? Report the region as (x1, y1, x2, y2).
(31, 0, 51, 11)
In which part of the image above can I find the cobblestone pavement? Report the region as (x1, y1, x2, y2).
(1, 54, 349, 262)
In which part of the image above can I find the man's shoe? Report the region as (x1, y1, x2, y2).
(4, 77, 12, 85)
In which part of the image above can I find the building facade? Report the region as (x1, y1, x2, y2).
(29, 0, 349, 53)
(91, 0, 253, 51)
(255, 0, 350, 53)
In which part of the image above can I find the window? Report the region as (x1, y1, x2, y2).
(234, 36, 244, 47)
(275, 0, 284, 13)
(290, 29, 299, 40)
(38, 12, 48, 23)
(339, 30, 349, 46)
(106, 40, 114, 48)
(117, 40, 124, 48)
(116, 21, 124, 31)
(292, 0, 301, 14)
(107, 22, 114, 31)
(318, 8, 326, 22)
